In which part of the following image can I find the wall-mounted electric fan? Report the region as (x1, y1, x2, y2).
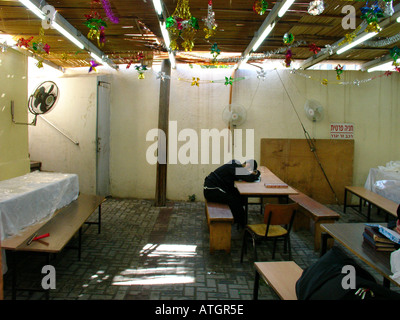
(304, 99, 324, 122)
(12, 81, 59, 126)
(222, 103, 247, 127)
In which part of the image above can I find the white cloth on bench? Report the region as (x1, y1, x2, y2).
(0, 171, 79, 273)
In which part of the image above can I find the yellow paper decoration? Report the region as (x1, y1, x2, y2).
(191, 77, 200, 86)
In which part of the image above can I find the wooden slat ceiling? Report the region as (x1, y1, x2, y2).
(0, 0, 399, 69)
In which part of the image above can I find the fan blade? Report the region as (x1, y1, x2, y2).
(47, 84, 55, 94)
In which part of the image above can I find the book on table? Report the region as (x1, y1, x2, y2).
(264, 183, 288, 188)
(363, 226, 398, 252)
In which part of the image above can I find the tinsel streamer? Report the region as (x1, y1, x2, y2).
(101, 0, 119, 23)
(362, 33, 400, 47)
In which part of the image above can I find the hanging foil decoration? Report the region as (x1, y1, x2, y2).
(156, 71, 171, 81)
(361, 2, 383, 23)
(308, 0, 324, 16)
(210, 43, 220, 60)
(203, 0, 217, 39)
(191, 77, 200, 86)
(17, 36, 33, 49)
(379, 0, 394, 17)
(84, 0, 108, 47)
(284, 49, 292, 67)
(0, 41, 7, 53)
(253, 0, 268, 15)
(256, 69, 267, 80)
(390, 46, 400, 66)
(166, 0, 199, 51)
(89, 60, 99, 73)
(308, 43, 321, 54)
(283, 33, 295, 45)
(335, 64, 344, 80)
(135, 64, 148, 79)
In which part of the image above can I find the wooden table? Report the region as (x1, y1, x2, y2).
(235, 167, 298, 222)
(320, 222, 398, 288)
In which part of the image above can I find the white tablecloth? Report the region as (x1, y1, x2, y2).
(1, 171, 79, 273)
(365, 167, 400, 204)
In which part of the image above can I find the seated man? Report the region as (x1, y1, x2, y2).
(203, 159, 260, 227)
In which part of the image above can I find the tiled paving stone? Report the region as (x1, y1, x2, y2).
(2, 197, 399, 300)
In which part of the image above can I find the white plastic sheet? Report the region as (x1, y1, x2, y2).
(372, 180, 400, 204)
(364, 162, 400, 204)
(0, 171, 79, 273)
(390, 248, 400, 285)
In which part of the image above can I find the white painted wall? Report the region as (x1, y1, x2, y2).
(28, 61, 98, 194)
(27, 61, 400, 203)
(0, 49, 30, 180)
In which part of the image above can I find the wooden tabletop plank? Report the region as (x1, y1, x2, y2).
(321, 222, 399, 287)
(2, 194, 104, 253)
(255, 261, 303, 300)
(235, 167, 298, 196)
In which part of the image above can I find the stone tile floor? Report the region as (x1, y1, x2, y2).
(2, 197, 398, 301)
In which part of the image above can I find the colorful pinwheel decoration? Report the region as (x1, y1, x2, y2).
(309, 43, 321, 54)
(390, 46, 400, 66)
(17, 36, 34, 49)
(211, 43, 220, 60)
(256, 69, 267, 81)
(283, 33, 295, 45)
(135, 64, 148, 79)
(191, 77, 200, 86)
(224, 76, 233, 86)
(253, 0, 268, 15)
(156, 71, 171, 81)
(335, 64, 344, 80)
(89, 60, 99, 73)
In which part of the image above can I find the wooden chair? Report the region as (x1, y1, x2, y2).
(241, 202, 299, 262)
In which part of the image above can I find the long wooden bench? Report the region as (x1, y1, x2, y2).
(290, 191, 340, 251)
(204, 201, 234, 254)
(253, 261, 303, 300)
(344, 186, 398, 222)
(2, 193, 105, 299)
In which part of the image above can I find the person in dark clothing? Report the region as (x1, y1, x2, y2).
(203, 159, 261, 227)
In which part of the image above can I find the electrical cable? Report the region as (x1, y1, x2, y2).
(275, 70, 339, 204)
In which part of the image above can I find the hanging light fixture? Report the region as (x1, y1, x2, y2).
(308, 0, 325, 16)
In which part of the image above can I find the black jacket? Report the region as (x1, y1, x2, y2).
(204, 160, 260, 194)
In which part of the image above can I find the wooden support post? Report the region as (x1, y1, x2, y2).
(155, 59, 171, 206)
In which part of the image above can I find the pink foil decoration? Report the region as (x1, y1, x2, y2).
(101, 0, 119, 24)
